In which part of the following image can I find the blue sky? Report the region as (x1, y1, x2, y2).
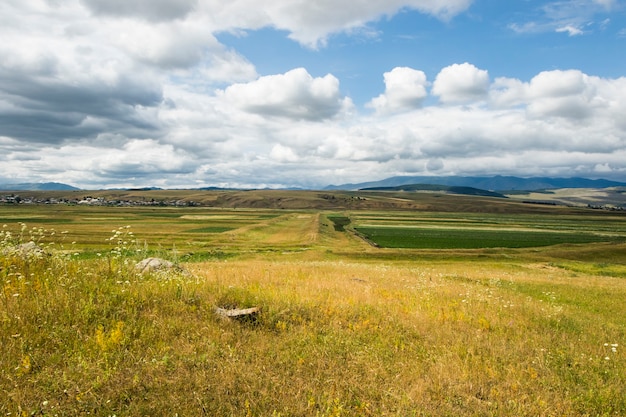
(1, 0, 626, 189)
(218, 1, 626, 105)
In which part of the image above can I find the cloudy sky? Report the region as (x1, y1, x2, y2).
(1, 0, 626, 189)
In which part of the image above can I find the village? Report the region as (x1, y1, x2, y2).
(0, 194, 199, 207)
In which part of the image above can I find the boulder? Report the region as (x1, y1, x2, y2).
(135, 257, 176, 274)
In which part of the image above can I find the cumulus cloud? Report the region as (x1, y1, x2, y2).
(198, 0, 473, 48)
(432, 63, 489, 104)
(4, 61, 626, 188)
(1, 0, 626, 188)
(222, 68, 352, 121)
(0, 64, 164, 143)
(490, 69, 621, 121)
(368, 67, 428, 114)
(81, 0, 198, 22)
(202, 49, 258, 84)
(267, 0, 473, 47)
(527, 70, 597, 119)
(109, 20, 215, 69)
(270, 144, 300, 162)
(77, 0, 475, 49)
(93, 139, 197, 177)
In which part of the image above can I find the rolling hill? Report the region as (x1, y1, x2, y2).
(360, 184, 507, 198)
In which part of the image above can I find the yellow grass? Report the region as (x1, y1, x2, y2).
(0, 205, 625, 415)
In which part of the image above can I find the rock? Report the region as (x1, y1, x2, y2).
(135, 257, 176, 274)
(215, 306, 260, 318)
(215, 306, 260, 323)
(2, 241, 45, 258)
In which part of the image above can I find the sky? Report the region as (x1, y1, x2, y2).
(1, 0, 626, 189)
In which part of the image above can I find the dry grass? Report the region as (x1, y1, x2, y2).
(1, 241, 624, 415)
(1, 207, 625, 416)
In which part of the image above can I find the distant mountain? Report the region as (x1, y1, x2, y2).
(0, 182, 80, 191)
(326, 176, 626, 191)
(362, 184, 507, 198)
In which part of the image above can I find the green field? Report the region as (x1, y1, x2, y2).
(348, 210, 626, 249)
(355, 226, 621, 248)
(1, 194, 625, 415)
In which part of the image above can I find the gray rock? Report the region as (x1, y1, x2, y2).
(2, 241, 45, 258)
(135, 257, 175, 274)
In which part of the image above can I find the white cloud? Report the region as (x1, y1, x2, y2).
(527, 70, 597, 119)
(529, 70, 589, 98)
(1, 0, 626, 188)
(556, 25, 584, 36)
(432, 63, 489, 104)
(489, 69, 622, 122)
(109, 19, 215, 69)
(4, 61, 626, 188)
(201, 49, 258, 84)
(279, 0, 474, 47)
(368, 67, 428, 114)
(510, 0, 618, 36)
(199, 0, 473, 48)
(270, 144, 300, 162)
(222, 68, 352, 121)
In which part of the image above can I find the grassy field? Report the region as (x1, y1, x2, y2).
(1, 196, 625, 415)
(351, 211, 626, 249)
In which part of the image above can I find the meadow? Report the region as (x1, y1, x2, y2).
(1, 195, 625, 416)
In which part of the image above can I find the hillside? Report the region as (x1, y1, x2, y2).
(505, 187, 626, 208)
(361, 184, 507, 198)
(4, 189, 625, 215)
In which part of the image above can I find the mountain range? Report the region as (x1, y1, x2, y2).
(0, 182, 80, 191)
(325, 176, 626, 191)
(2, 176, 626, 192)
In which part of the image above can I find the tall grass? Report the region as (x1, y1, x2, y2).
(1, 225, 624, 415)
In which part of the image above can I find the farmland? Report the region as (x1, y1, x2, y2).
(1, 191, 625, 415)
(351, 211, 626, 249)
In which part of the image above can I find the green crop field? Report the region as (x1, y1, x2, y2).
(1, 194, 625, 416)
(348, 210, 626, 249)
(355, 226, 621, 248)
